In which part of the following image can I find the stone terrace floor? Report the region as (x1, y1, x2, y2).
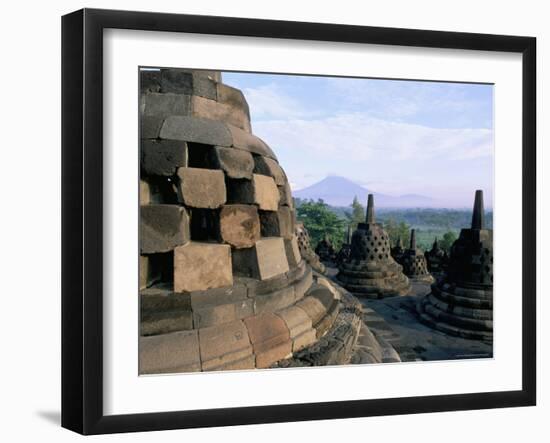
(326, 266, 493, 362)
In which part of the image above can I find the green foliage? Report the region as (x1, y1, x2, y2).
(345, 195, 365, 230)
(294, 199, 488, 253)
(384, 218, 411, 247)
(439, 231, 458, 252)
(297, 199, 346, 250)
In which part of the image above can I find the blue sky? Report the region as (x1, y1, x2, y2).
(223, 72, 494, 208)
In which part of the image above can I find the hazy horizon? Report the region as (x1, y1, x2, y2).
(223, 71, 494, 208)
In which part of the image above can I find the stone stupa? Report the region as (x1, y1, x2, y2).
(295, 222, 326, 274)
(315, 234, 336, 263)
(390, 236, 405, 264)
(336, 225, 353, 266)
(337, 194, 411, 298)
(417, 190, 493, 341)
(139, 68, 346, 373)
(400, 229, 435, 283)
(425, 237, 448, 278)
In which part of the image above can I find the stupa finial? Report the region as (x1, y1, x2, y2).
(410, 229, 417, 250)
(347, 225, 353, 244)
(366, 194, 375, 224)
(396, 236, 403, 248)
(471, 190, 485, 229)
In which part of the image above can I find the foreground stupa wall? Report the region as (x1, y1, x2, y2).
(139, 69, 345, 373)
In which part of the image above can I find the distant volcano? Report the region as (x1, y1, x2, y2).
(293, 176, 435, 208)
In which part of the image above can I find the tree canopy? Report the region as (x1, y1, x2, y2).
(297, 199, 346, 250)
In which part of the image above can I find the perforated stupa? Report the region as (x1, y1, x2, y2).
(417, 190, 493, 341)
(337, 194, 411, 298)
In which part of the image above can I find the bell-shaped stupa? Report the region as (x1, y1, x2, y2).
(336, 225, 353, 266)
(400, 229, 435, 283)
(295, 222, 326, 274)
(425, 237, 448, 278)
(315, 234, 336, 263)
(417, 190, 493, 341)
(337, 194, 411, 298)
(390, 235, 405, 264)
(139, 68, 343, 373)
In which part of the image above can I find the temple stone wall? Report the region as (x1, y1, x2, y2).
(139, 69, 343, 373)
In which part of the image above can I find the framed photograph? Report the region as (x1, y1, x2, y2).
(61, 8, 536, 435)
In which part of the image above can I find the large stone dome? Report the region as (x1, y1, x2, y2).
(138, 69, 346, 373)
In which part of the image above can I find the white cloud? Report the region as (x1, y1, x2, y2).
(240, 84, 311, 120)
(254, 113, 493, 162)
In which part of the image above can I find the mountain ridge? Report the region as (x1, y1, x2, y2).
(293, 176, 437, 208)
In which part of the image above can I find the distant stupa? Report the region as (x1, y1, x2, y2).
(336, 224, 353, 266)
(425, 237, 448, 278)
(391, 235, 405, 264)
(337, 194, 410, 298)
(417, 190, 493, 341)
(400, 229, 434, 283)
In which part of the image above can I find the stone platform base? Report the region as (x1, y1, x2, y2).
(416, 296, 493, 342)
(407, 274, 435, 284)
(271, 285, 363, 367)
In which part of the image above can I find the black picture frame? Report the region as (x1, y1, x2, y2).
(61, 8, 537, 435)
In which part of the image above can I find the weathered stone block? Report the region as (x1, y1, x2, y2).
(220, 205, 261, 248)
(254, 156, 286, 185)
(140, 177, 178, 205)
(141, 116, 163, 139)
(140, 70, 161, 93)
(140, 93, 191, 118)
(278, 182, 293, 208)
(213, 146, 254, 179)
(199, 320, 254, 371)
(160, 116, 232, 146)
(284, 236, 302, 268)
(244, 313, 292, 368)
(255, 238, 290, 280)
(140, 310, 193, 336)
(277, 305, 313, 338)
(277, 207, 294, 239)
(296, 296, 327, 326)
(192, 95, 251, 132)
(140, 255, 160, 290)
(292, 329, 317, 352)
(159, 69, 218, 99)
(139, 330, 200, 374)
(177, 167, 226, 208)
(228, 124, 277, 159)
(140, 180, 151, 205)
(254, 286, 296, 314)
(217, 83, 251, 124)
(190, 284, 248, 308)
(193, 298, 254, 329)
(307, 286, 336, 311)
(294, 265, 313, 301)
(225, 175, 279, 211)
(174, 242, 233, 292)
(140, 205, 190, 254)
(141, 139, 188, 176)
(253, 174, 280, 211)
(159, 69, 194, 94)
(140, 286, 191, 311)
